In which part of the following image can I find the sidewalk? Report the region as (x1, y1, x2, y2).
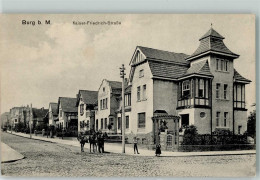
(1, 142, 24, 163)
(6, 131, 256, 157)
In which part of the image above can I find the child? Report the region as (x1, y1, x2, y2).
(155, 144, 161, 156)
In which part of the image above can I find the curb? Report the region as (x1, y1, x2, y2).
(6, 132, 256, 157)
(2, 156, 25, 163)
(7, 132, 56, 144)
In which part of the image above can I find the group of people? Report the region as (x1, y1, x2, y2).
(77, 130, 107, 153)
(78, 132, 162, 156)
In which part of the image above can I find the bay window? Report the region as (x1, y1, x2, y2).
(182, 80, 190, 98)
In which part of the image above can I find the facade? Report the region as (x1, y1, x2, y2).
(76, 90, 98, 133)
(116, 85, 132, 135)
(124, 27, 250, 143)
(1, 112, 10, 128)
(9, 106, 48, 130)
(48, 103, 58, 127)
(57, 97, 78, 130)
(95, 79, 122, 134)
(9, 107, 27, 128)
(31, 108, 48, 128)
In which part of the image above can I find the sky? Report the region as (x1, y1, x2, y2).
(0, 14, 256, 114)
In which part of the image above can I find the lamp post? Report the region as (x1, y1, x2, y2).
(29, 104, 32, 139)
(120, 64, 126, 153)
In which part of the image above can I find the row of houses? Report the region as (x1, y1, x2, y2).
(7, 105, 48, 130)
(5, 27, 251, 143)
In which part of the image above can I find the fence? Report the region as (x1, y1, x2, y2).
(195, 134, 248, 145)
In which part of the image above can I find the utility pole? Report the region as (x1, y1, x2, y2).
(120, 64, 126, 153)
(29, 104, 32, 139)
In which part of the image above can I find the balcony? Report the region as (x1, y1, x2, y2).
(177, 97, 210, 109)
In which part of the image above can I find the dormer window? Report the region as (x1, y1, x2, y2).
(103, 87, 105, 92)
(139, 69, 144, 78)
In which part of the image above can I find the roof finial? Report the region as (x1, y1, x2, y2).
(211, 23, 213, 28)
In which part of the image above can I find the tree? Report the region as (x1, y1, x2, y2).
(247, 109, 256, 139)
(182, 125, 199, 145)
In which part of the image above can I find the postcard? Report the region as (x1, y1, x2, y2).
(0, 14, 256, 177)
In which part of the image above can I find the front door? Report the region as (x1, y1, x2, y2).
(181, 114, 189, 127)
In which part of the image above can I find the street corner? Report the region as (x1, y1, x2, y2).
(1, 142, 24, 163)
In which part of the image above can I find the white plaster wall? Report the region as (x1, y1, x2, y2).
(130, 62, 153, 134)
(234, 110, 247, 134)
(153, 79, 178, 115)
(210, 55, 234, 132)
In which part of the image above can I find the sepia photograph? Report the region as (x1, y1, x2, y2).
(0, 14, 256, 177)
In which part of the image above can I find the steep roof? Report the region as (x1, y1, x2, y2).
(186, 28, 239, 61)
(32, 108, 48, 118)
(107, 80, 122, 89)
(78, 90, 98, 105)
(184, 60, 213, 77)
(148, 61, 188, 79)
(199, 28, 224, 40)
(58, 97, 77, 113)
(234, 69, 251, 83)
(137, 46, 189, 65)
(50, 103, 58, 116)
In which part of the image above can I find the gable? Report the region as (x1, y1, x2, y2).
(129, 47, 147, 66)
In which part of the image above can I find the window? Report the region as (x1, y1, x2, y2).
(182, 80, 190, 98)
(96, 119, 98, 130)
(118, 117, 121, 130)
(216, 59, 229, 72)
(200, 112, 206, 118)
(199, 79, 204, 98)
(137, 86, 141, 101)
(101, 118, 103, 129)
(105, 118, 107, 129)
(216, 83, 220, 99)
(224, 61, 229, 71)
(100, 100, 102, 110)
(221, 60, 224, 71)
(80, 104, 84, 115)
(238, 125, 242, 134)
(124, 94, 131, 107)
(143, 85, 147, 100)
(224, 84, 228, 99)
(216, 59, 220, 70)
(60, 110, 62, 117)
(103, 99, 105, 110)
(216, 112, 220, 127)
(126, 116, 129, 129)
(139, 69, 144, 78)
(138, 113, 145, 128)
(191, 79, 194, 98)
(224, 112, 228, 127)
(105, 98, 108, 109)
(103, 87, 105, 92)
(86, 120, 89, 128)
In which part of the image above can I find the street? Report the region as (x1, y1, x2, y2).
(1, 132, 256, 177)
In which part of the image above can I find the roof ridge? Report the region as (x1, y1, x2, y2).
(79, 89, 98, 92)
(137, 45, 189, 56)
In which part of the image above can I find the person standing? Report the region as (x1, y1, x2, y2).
(155, 144, 161, 156)
(77, 132, 85, 152)
(133, 137, 140, 154)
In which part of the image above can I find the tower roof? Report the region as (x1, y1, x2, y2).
(186, 28, 239, 61)
(199, 27, 225, 40)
